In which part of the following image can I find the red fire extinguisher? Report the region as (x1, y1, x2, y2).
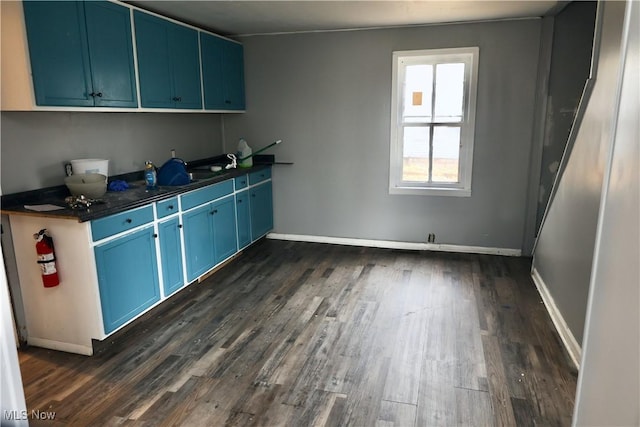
(34, 229, 60, 288)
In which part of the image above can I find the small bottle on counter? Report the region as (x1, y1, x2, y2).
(144, 161, 157, 190)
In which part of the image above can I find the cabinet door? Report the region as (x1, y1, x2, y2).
(222, 41, 245, 110)
(94, 227, 160, 334)
(169, 24, 202, 109)
(84, 1, 137, 107)
(250, 181, 274, 241)
(236, 191, 251, 249)
(182, 204, 215, 282)
(158, 217, 184, 297)
(201, 33, 245, 110)
(134, 11, 173, 108)
(200, 33, 224, 110)
(211, 196, 238, 264)
(23, 1, 93, 107)
(134, 11, 201, 109)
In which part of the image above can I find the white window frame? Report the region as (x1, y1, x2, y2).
(389, 47, 479, 196)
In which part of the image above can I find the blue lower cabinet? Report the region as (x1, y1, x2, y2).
(94, 226, 160, 334)
(212, 196, 238, 263)
(250, 181, 274, 241)
(183, 204, 216, 282)
(182, 195, 238, 282)
(158, 217, 184, 297)
(236, 191, 251, 249)
(91, 175, 272, 335)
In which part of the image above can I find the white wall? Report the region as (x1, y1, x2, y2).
(223, 19, 542, 251)
(0, 112, 224, 194)
(0, 244, 28, 427)
(573, 1, 639, 424)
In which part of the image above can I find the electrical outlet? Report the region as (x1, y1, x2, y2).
(427, 233, 436, 243)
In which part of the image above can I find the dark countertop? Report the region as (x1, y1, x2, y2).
(1, 161, 270, 223)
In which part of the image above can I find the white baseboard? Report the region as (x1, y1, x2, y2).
(531, 267, 582, 369)
(266, 233, 522, 256)
(28, 337, 93, 356)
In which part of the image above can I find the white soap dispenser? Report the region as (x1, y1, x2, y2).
(237, 138, 253, 168)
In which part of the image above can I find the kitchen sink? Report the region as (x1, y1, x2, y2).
(188, 170, 226, 182)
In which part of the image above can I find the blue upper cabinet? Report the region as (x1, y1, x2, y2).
(223, 41, 246, 110)
(23, 1, 93, 107)
(23, 1, 137, 108)
(21, 2, 244, 112)
(169, 24, 203, 109)
(200, 32, 245, 111)
(132, 11, 172, 108)
(84, 1, 137, 107)
(199, 33, 224, 110)
(134, 11, 202, 109)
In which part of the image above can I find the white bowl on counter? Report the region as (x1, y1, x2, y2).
(65, 173, 107, 198)
(70, 159, 109, 177)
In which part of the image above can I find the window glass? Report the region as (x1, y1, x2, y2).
(403, 64, 432, 123)
(432, 126, 460, 183)
(434, 63, 465, 123)
(402, 127, 430, 182)
(389, 47, 478, 196)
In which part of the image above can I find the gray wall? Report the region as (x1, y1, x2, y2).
(573, 1, 639, 424)
(223, 19, 542, 250)
(0, 112, 224, 194)
(536, 1, 597, 232)
(533, 1, 625, 346)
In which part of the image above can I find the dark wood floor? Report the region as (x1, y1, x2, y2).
(18, 239, 577, 426)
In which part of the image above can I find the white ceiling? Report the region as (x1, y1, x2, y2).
(127, 1, 561, 37)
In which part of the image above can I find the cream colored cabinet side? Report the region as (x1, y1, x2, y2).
(9, 215, 104, 355)
(1, 0, 35, 111)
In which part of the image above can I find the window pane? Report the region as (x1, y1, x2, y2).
(434, 63, 464, 123)
(402, 126, 429, 182)
(402, 64, 432, 123)
(432, 126, 460, 182)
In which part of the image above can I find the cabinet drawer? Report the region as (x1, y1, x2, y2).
(181, 180, 233, 211)
(91, 206, 154, 241)
(157, 197, 179, 218)
(249, 168, 271, 185)
(234, 174, 248, 190)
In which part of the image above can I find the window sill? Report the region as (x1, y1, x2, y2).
(389, 186, 471, 197)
